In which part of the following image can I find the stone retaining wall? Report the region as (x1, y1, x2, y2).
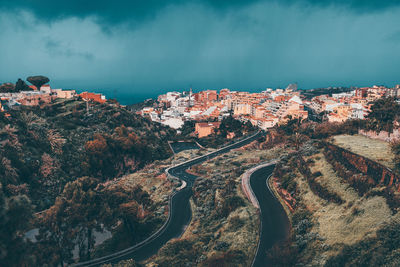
(324, 142, 400, 191)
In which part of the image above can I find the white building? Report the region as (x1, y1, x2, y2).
(161, 118, 184, 129)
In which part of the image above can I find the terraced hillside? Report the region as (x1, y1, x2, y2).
(271, 138, 400, 266)
(332, 134, 395, 169)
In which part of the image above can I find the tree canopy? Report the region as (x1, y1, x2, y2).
(15, 79, 32, 92)
(366, 97, 400, 133)
(27, 76, 50, 90)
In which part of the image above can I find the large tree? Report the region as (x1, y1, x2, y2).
(366, 97, 400, 133)
(0, 184, 34, 266)
(15, 78, 32, 92)
(27, 76, 50, 90)
(34, 176, 150, 264)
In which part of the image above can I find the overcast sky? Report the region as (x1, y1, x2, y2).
(1, 0, 400, 103)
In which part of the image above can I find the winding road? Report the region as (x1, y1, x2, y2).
(250, 164, 290, 267)
(73, 131, 263, 266)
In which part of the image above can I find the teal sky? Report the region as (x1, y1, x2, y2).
(0, 0, 400, 104)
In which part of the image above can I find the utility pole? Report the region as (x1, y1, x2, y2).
(189, 87, 193, 107)
(83, 98, 89, 115)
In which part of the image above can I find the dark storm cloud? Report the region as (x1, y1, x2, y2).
(1, 0, 400, 104)
(0, 0, 248, 24)
(1, 0, 400, 24)
(303, 0, 400, 12)
(45, 39, 94, 60)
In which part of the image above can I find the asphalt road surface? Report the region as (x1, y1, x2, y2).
(250, 164, 290, 267)
(73, 131, 262, 266)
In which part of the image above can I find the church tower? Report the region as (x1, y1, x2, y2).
(189, 87, 193, 107)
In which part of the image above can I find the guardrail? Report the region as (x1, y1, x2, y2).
(245, 161, 278, 267)
(241, 160, 278, 209)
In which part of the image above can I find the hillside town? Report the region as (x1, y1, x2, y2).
(2, 77, 400, 139)
(0, 78, 107, 113)
(140, 84, 400, 137)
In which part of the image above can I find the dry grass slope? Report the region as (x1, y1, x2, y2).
(332, 134, 395, 169)
(292, 150, 398, 265)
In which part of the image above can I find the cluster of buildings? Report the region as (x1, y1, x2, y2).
(141, 84, 308, 135)
(141, 84, 400, 138)
(309, 85, 400, 123)
(3, 79, 398, 138)
(0, 84, 107, 112)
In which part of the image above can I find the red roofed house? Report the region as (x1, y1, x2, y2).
(79, 92, 107, 103)
(195, 122, 221, 138)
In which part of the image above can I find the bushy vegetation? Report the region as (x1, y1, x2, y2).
(179, 115, 257, 148)
(0, 99, 175, 210)
(267, 207, 314, 266)
(297, 154, 344, 204)
(151, 148, 282, 267)
(1, 92, 399, 266)
(325, 220, 400, 267)
(323, 145, 376, 196)
(366, 188, 400, 215)
(391, 140, 400, 172)
(31, 177, 156, 266)
(0, 99, 176, 265)
(0, 78, 33, 93)
(192, 174, 245, 222)
(262, 98, 400, 266)
(273, 157, 298, 194)
(0, 184, 33, 267)
(275, 151, 340, 207)
(365, 97, 400, 133)
(201, 249, 247, 267)
(274, 97, 400, 143)
(156, 239, 200, 266)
